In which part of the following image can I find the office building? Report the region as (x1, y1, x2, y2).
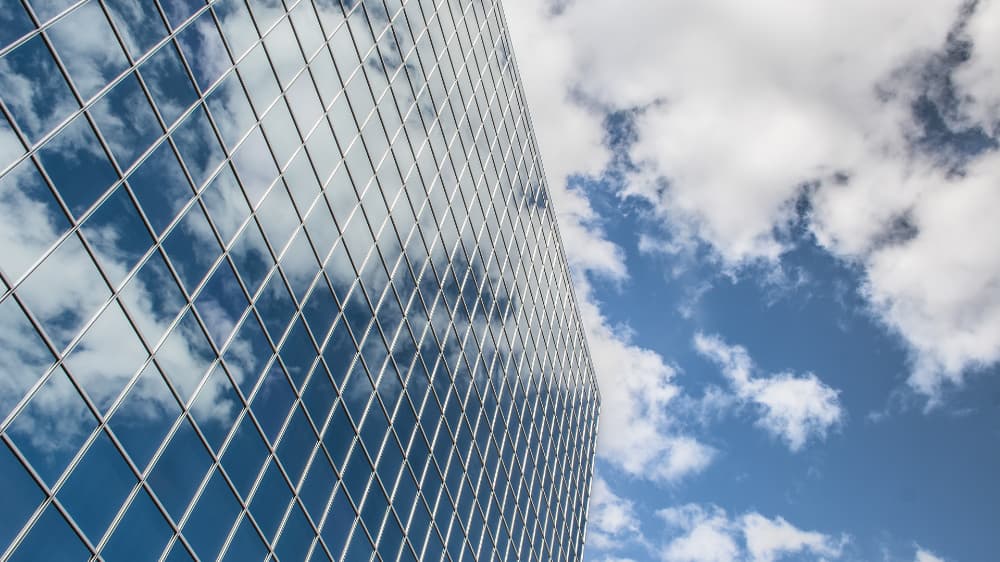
(0, 0, 599, 560)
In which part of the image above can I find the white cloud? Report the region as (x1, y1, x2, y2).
(914, 547, 948, 562)
(659, 504, 740, 562)
(505, 0, 1000, 402)
(693, 333, 843, 451)
(577, 277, 715, 482)
(588, 476, 643, 551)
(657, 503, 845, 562)
(742, 513, 843, 562)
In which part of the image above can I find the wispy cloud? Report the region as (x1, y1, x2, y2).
(657, 503, 847, 562)
(693, 333, 844, 451)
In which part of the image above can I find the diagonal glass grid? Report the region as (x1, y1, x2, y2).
(0, 0, 599, 561)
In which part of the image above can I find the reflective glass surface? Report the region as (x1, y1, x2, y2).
(0, 0, 599, 561)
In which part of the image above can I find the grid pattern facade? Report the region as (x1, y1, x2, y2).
(0, 0, 600, 561)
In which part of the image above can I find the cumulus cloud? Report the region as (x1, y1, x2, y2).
(505, 0, 1000, 402)
(741, 513, 843, 562)
(588, 476, 643, 551)
(693, 333, 843, 451)
(657, 503, 845, 562)
(914, 547, 948, 562)
(659, 504, 740, 562)
(578, 278, 715, 481)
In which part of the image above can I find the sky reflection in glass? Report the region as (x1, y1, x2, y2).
(0, 0, 598, 561)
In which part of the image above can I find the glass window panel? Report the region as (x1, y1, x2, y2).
(256, 271, 295, 342)
(202, 165, 251, 246)
(214, 0, 259, 61)
(249, 460, 292, 541)
(264, 17, 305, 89)
(343, 284, 373, 340)
(344, 522, 375, 562)
(0, 110, 25, 173)
(46, 1, 128, 101)
(300, 447, 337, 522)
(109, 362, 180, 471)
(378, 511, 404, 562)
(342, 449, 371, 509)
(141, 42, 199, 127)
(285, 147, 322, 213)
(183, 468, 242, 561)
(156, 309, 215, 405)
(275, 502, 315, 561)
(37, 112, 118, 218)
(230, 220, 273, 297)
(324, 315, 357, 387)
(17, 232, 110, 350)
(206, 72, 257, 152)
(221, 515, 268, 561)
(341, 362, 374, 427)
(261, 98, 301, 168)
(314, 0, 346, 37)
(302, 362, 336, 426)
(58, 430, 136, 543)
(92, 74, 162, 171)
(163, 0, 203, 30)
(127, 141, 192, 235)
(10, 361, 94, 483)
(286, 70, 324, 135)
(238, 44, 282, 115)
(232, 126, 279, 207)
(257, 181, 300, 254)
(322, 400, 355, 471)
(276, 405, 316, 485)
(282, 229, 320, 301)
(305, 121, 341, 185)
(65, 300, 147, 414)
(0, 440, 43, 554)
(162, 203, 221, 293)
(224, 312, 272, 396)
(321, 486, 355, 558)
(189, 364, 240, 452)
(101, 488, 173, 562)
(195, 260, 247, 347)
(103, 0, 168, 59)
(250, 362, 295, 444)
(9, 503, 89, 562)
(291, 1, 325, 58)
(163, 540, 196, 562)
(280, 316, 317, 388)
(0, 157, 70, 283)
(148, 417, 212, 521)
(329, 91, 360, 152)
(309, 49, 341, 109)
(119, 251, 185, 346)
(172, 103, 226, 189)
(220, 413, 269, 499)
(0, 4, 32, 52)
(303, 280, 339, 344)
(248, 0, 284, 34)
(81, 186, 153, 287)
(175, 11, 230, 92)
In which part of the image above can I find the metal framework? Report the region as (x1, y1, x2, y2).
(0, 0, 600, 561)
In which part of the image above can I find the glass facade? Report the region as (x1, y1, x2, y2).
(0, 0, 599, 561)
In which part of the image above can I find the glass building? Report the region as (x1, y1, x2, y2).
(0, 0, 599, 561)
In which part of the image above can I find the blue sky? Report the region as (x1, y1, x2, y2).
(507, 1, 1000, 561)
